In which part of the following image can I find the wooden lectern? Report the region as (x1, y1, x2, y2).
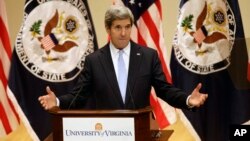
(48, 107, 173, 141)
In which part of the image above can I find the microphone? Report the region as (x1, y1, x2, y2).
(127, 82, 136, 109)
(67, 93, 79, 110)
(67, 78, 85, 110)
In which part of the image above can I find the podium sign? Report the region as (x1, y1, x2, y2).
(63, 117, 135, 141)
(49, 107, 152, 141)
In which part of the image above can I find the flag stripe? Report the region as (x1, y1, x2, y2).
(0, 61, 7, 88)
(136, 5, 174, 126)
(0, 102, 12, 134)
(0, 60, 13, 134)
(0, 40, 11, 80)
(150, 94, 170, 128)
(136, 10, 172, 127)
(0, 120, 6, 136)
(138, 4, 172, 83)
(0, 17, 12, 60)
(0, 17, 20, 129)
(158, 98, 176, 124)
(137, 29, 147, 46)
(155, 0, 162, 18)
(142, 11, 160, 47)
(0, 1, 25, 138)
(0, 78, 20, 131)
(137, 22, 154, 47)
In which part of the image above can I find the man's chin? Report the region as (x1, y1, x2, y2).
(119, 41, 129, 47)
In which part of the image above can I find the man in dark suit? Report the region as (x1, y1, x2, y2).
(38, 5, 207, 110)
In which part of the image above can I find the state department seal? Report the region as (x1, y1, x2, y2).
(15, 0, 95, 82)
(173, 0, 235, 74)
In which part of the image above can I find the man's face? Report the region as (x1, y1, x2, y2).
(106, 18, 132, 49)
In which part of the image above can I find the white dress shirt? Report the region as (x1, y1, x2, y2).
(109, 42, 130, 80)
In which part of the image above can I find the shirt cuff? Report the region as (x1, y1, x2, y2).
(186, 95, 194, 108)
(56, 98, 60, 107)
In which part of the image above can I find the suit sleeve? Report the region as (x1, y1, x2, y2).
(58, 55, 93, 109)
(151, 50, 189, 109)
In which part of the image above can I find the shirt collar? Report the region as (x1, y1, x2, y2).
(110, 42, 130, 56)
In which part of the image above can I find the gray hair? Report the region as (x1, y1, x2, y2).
(105, 5, 134, 29)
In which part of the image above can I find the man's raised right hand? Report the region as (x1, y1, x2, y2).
(38, 86, 57, 110)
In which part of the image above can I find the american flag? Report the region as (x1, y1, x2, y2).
(114, 0, 176, 128)
(0, 1, 38, 140)
(0, 0, 18, 135)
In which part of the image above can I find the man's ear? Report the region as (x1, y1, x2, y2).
(105, 26, 110, 35)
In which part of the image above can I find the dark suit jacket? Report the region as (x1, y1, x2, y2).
(59, 41, 189, 110)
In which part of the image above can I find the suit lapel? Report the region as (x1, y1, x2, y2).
(98, 42, 143, 108)
(99, 44, 124, 106)
(125, 42, 142, 106)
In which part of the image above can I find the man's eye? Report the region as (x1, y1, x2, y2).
(125, 25, 131, 30)
(115, 26, 122, 30)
